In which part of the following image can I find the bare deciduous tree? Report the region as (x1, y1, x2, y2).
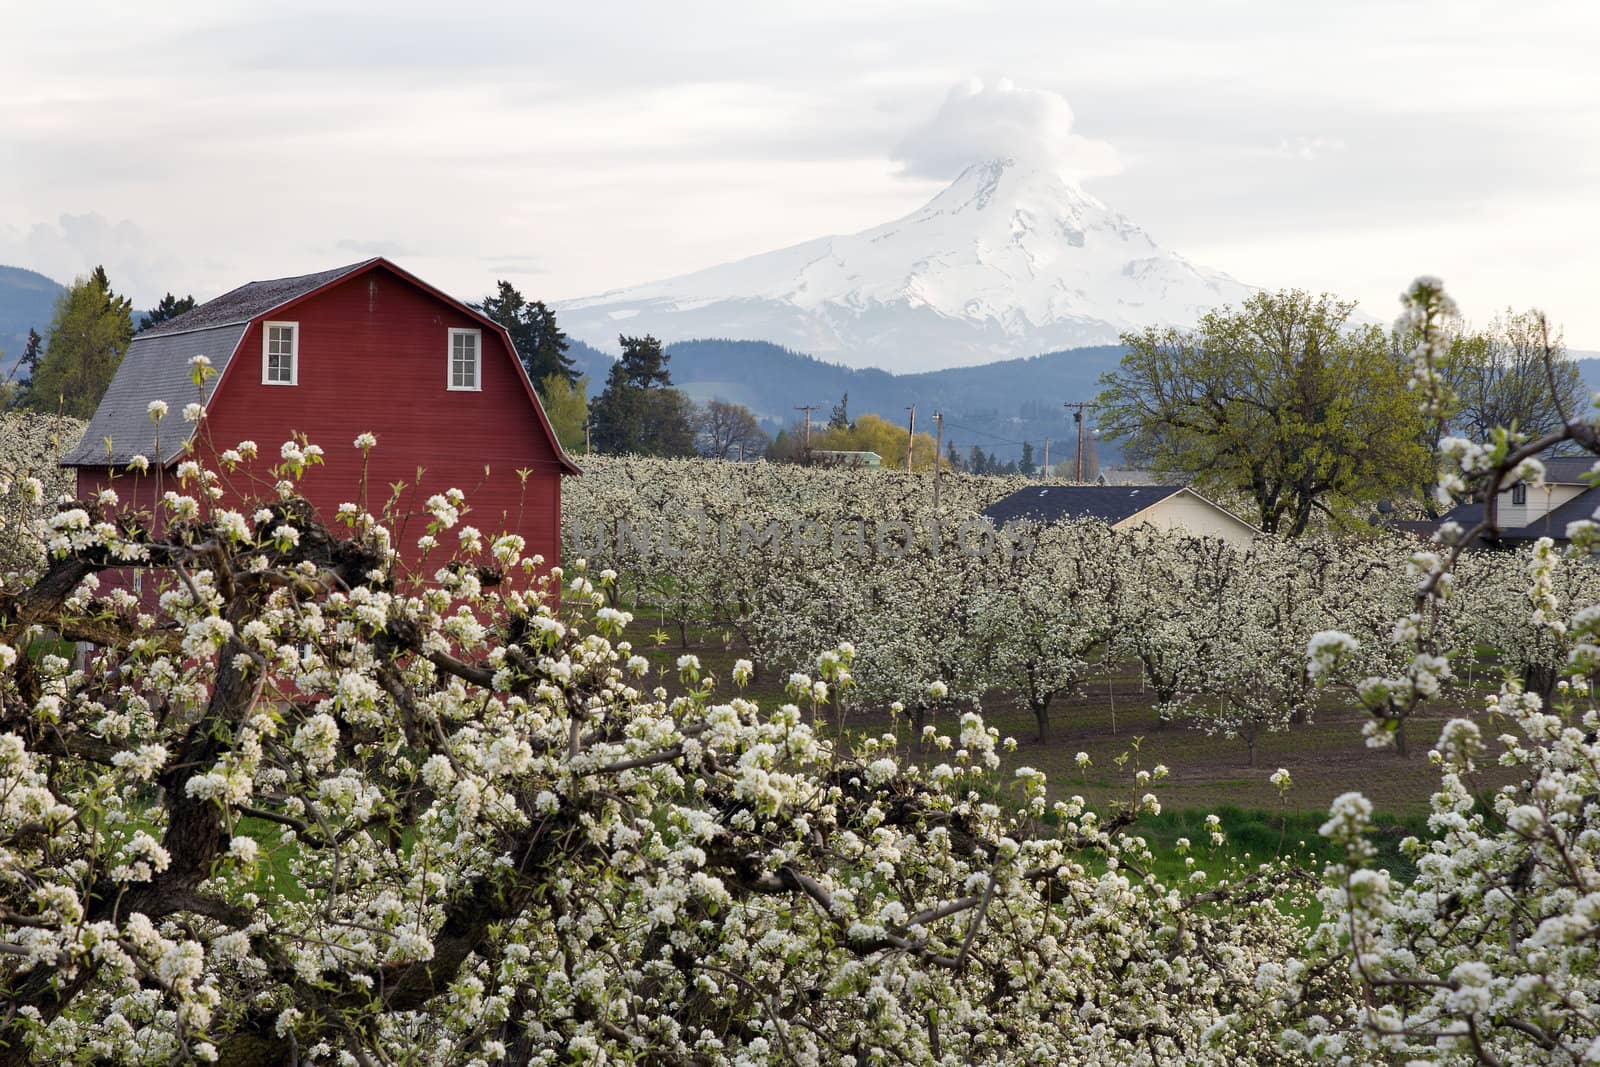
(696, 397, 768, 459)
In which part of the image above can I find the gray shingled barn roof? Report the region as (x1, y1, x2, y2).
(140, 260, 375, 338)
(980, 485, 1190, 528)
(63, 261, 376, 467)
(62, 324, 248, 466)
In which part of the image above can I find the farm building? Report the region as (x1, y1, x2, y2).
(981, 484, 1259, 547)
(61, 258, 579, 570)
(1395, 455, 1600, 546)
(810, 450, 882, 468)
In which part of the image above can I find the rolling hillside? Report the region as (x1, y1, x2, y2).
(0, 266, 64, 376)
(568, 336, 1124, 465)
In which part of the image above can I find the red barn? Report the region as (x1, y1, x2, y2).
(62, 258, 579, 573)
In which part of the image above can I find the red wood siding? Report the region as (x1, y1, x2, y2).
(74, 466, 170, 607)
(194, 266, 566, 573)
(76, 466, 167, 516)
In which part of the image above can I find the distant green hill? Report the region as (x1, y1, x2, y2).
(0, 266, 65, 376)
(569, 337, 1126, 466)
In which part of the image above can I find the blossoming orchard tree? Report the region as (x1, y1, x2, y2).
(973, 522, 1118, 742)
(8, 277, 1600, 1063)
(1299, 278, 1600, 1063)
(0, 407, 1340, 1063)
(0, 413, 83, 578)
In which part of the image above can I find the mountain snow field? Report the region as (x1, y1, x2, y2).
(557, 158, 1256, 372)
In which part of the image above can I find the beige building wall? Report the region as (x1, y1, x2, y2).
(1495, 482, 1586, 529)
(1115, 489, 1258, 547)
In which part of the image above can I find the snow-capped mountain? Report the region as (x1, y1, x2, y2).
(556, 158, 1255, 373)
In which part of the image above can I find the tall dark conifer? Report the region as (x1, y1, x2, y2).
(591, 334, 695, 456)
(10, 329, 45, 400)
(474, 281, 578, 387)
(140, 293, 197, 332)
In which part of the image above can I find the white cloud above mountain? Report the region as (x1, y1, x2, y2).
(5, 2, 1600, 341)
(891, 78, 1122, 182)
(0, 214, 178, 302)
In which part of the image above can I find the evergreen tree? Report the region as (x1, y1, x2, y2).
(610, 334, 672, 390)
(947, 440, 962, 471)
(19, 329, 42, 382)
(590, 335, 695, 456)
(1020, 440, 1036, 476)
(474, 281, 578, 387)
(828, 392, 850, 431)
(140, 292, 197, 332)
(5, 329, 44, 407)
(25, 267, 134, 419)
(968, 445, 987, 475)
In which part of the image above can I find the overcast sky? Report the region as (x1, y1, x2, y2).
(3, 0, 1598, 347)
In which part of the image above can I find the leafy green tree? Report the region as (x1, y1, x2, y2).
(474, 281, 578, 387)
(139, 292, 196, 332)
(591, 335, 695, 456)
(765, 427, 799, 462)
(24, 267, 134, 419)
(539, 373, 588, 454)
(1097, 290, 1429, 536)
(810, 413, 937, 471)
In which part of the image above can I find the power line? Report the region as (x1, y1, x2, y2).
(940, 419, 1031, 447)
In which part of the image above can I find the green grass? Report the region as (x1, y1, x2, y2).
(615, 614, 1497, 921)
(203, 615, 1497, 924)
(1136, 806, 1431, 882)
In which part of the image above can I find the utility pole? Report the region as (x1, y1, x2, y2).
(1066, 402, 1089, 482)
(905, 405, 916, 473)
(583, 419, 592, 455)
(1042, 437, 1050, 481)
(736, 443, 744, 463)
(794, 405, 818, 450)
(932, 412, 944, 510)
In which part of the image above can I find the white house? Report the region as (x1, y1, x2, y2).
(980, 484, 1260, 547)
(1410, 455, 1600, 545)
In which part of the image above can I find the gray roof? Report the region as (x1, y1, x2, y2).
(1094, 468, 1161, 486)
(1413, 487, 1600, 544)
(139, 260, 375, 338)
(62, 323, 247, 465)
(1525, 487, 1600, 538)
(65, 261, 379, 467)
(1538, 455, 1598, 485)
(981, 484, 1190, 527)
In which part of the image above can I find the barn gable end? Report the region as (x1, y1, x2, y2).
(64, 258, 577, 570)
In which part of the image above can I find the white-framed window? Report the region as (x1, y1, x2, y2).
(1512, 482, 1528, 506)
(263, 321, 298, 385)
(448, 328, 481, 391)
